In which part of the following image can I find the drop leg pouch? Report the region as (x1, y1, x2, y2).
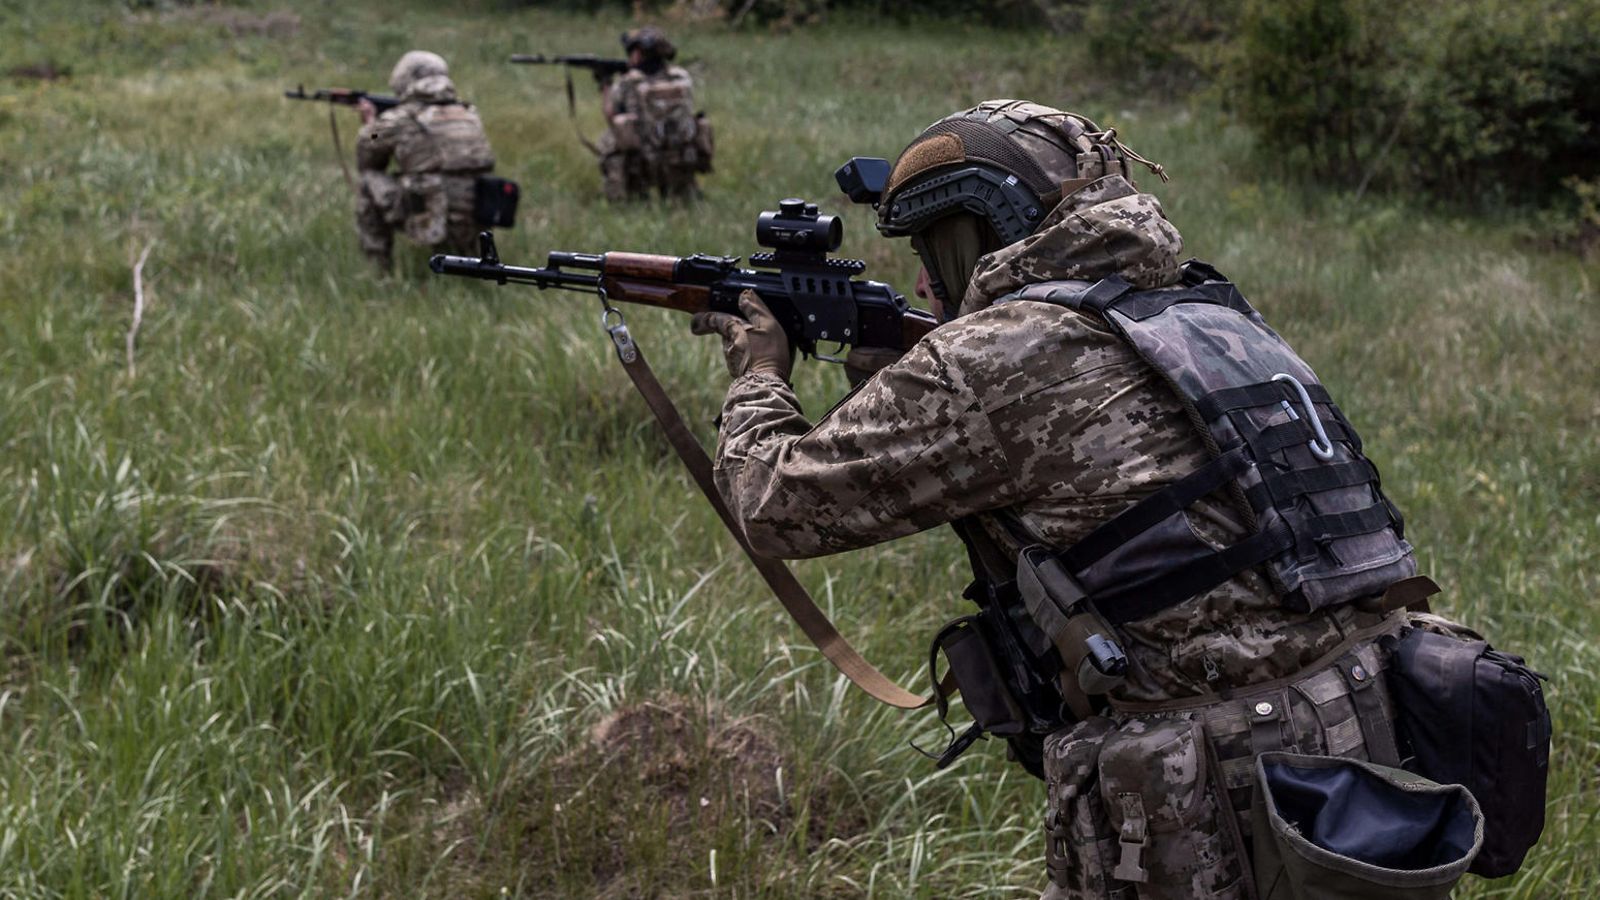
(1251, 751, 1482, 900)
(1096, 716, 1249, 900)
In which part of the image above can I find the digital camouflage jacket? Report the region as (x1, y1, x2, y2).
(354, 74, 494, 254)
(710, 175, 1385, 703)
(355, 75, 494, 177)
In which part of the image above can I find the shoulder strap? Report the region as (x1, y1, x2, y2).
(600, 313, 940, 709)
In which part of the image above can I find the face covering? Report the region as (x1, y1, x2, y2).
(911, 213, 997, 321)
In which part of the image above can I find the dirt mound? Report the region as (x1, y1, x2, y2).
(583, 695, 787, 828)
(414, 695, 869, 894)
(7, 62, 69, 81)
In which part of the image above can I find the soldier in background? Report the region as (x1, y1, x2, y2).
(355, 51, 495, 272)
(598, 28, 712, 202)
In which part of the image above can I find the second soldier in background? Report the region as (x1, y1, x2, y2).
(599, 28, 713, 202)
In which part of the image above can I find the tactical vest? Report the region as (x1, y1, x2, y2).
(626, 69, 704, 169)
(1006, 260, 1415, 620)
(395, 102, 495, 175)
(927, 261, 1416, 775)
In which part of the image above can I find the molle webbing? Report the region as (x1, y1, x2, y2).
(1004, 262, 1416, 621)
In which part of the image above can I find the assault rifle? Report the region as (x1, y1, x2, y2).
(432, 199, 943, 714)
(284, 85, 400, 113)
(430, 199, 936, 358)
(509, 54, 630, 86)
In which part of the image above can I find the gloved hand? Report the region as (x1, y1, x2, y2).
(843, 345, 905, 387)
(689, 290, 793, 381)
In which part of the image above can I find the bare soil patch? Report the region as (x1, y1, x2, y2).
(584, 695, 788, 828)
(6, 62, 69, 81)
(163, 7, 301, 38)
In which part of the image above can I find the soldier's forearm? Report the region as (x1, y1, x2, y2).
(714, 372, 809, 469)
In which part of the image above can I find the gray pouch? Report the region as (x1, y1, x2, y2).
(1252, 751, 1483, 900)
(1097, 717, 1249, 899)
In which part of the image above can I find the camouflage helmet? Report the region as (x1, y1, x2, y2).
(388, 51, 448, 96)
(621, 27, 676, 62)
(874, 100, 1166, 246)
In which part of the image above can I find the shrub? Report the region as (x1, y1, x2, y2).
(1228, 0, 1600, 203)
(1227, 0, 1405, 184)
(1398, 0, 1600, 198)
(1080, 0, 1241, 89)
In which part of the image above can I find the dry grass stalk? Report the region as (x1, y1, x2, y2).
(126, 238, 155, 377)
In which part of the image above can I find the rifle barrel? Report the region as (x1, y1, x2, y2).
(429, 254, 601, 290)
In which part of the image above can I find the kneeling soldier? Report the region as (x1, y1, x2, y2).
(355, 51, 496, 272)
(599, 28, 712, 202)
(692, 101, 1490, 898)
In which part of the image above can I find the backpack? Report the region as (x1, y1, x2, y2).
(633, 69, 707, 172)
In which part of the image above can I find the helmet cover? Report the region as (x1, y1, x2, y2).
(621, 27, 677, 62)
(389, 50, 449, 96)
(878, 100, 1165, 244)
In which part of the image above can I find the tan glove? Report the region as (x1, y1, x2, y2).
(689, 290, 793, 381)
(843, 345, 905, 387)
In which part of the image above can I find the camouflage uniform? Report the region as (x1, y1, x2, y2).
(599, 65, 706, 202)
(355, 71, 494, 270)
(711, 175, 1401, 898)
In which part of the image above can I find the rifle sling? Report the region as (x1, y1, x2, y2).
(604, 319, 939, 710)
(566, 69, 604, 158)
(328, 106, 357, 196)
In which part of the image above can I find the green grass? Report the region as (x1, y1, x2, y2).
(2, 1, 1597, 896)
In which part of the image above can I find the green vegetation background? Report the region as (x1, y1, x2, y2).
(1, 1, 1596, 896)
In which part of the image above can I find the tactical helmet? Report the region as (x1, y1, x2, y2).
(621, 27, 676, 62)
(874, 100, 1165, 246)
(836, 100, 1167, 316)
(389, 50, 449, 96)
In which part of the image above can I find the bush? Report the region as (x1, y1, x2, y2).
(1227, 0, 1405, 184)
(1399, 0, 1600, 198)
(1080, 0, 1241, 89)
(1228, 0, 1600, 203)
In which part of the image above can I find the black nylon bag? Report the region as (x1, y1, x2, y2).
(474, 175, 520, 228)
(1388, 628, 1551, 877)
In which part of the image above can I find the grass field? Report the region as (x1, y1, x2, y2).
(2, 1, 1597, 896)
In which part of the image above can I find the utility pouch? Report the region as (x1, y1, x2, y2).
(1016, 545, 1127, 708)
(1044, 717, 1130, 898)
(1387, 623, 1551, 877)
(610, 112, 642, 153)
(401, 173, 449, 246)
(692, 112, 714, 173)
(921, 616, 1027, 769)
(473, 175, 520, 228)
(939, 617, 1026, 736)
(1251, 751, 1482, 900)
(1096, 717, 1249, 899)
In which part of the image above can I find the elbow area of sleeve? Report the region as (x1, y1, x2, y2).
(723, 468, 833, 560)
(741, 519, 825, 560)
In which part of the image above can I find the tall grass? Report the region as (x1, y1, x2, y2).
(1, 1, 1596, 896)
